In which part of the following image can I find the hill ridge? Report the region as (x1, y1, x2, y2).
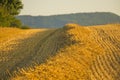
(17, 12, 120, 28)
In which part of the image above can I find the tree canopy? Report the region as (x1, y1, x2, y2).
(0, 0, 23, 27)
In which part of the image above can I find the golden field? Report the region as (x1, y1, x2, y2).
(0, 24, 120, 80)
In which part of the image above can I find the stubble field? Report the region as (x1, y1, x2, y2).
(0, 24, 120, 80)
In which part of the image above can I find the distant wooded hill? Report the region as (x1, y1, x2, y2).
(17, 12, 120, 28)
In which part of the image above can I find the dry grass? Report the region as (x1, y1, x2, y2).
(0, 27, 49, 79)
(0, 24, 120, 80)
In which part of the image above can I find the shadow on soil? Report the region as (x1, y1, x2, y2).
(0, 28, 78, 80)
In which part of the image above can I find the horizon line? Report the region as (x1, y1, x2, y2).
(19, 12, 120, 16)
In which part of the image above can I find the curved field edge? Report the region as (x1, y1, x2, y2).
(11, 24, 120, 80)
(0, 28, 54, 79)
(0, 24, 120, 80)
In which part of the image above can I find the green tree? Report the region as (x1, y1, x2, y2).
(10, 17, 22, 27)
(0, 0, 23, 27)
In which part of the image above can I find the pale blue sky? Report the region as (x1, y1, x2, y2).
(20, 0, 120, 16)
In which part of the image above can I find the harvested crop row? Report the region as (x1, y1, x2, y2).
(0, 24, 120, 80)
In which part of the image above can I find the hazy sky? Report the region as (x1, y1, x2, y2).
(20, 0, 120, 16)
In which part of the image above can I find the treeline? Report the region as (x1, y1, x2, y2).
(0, 0, 29, 28)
